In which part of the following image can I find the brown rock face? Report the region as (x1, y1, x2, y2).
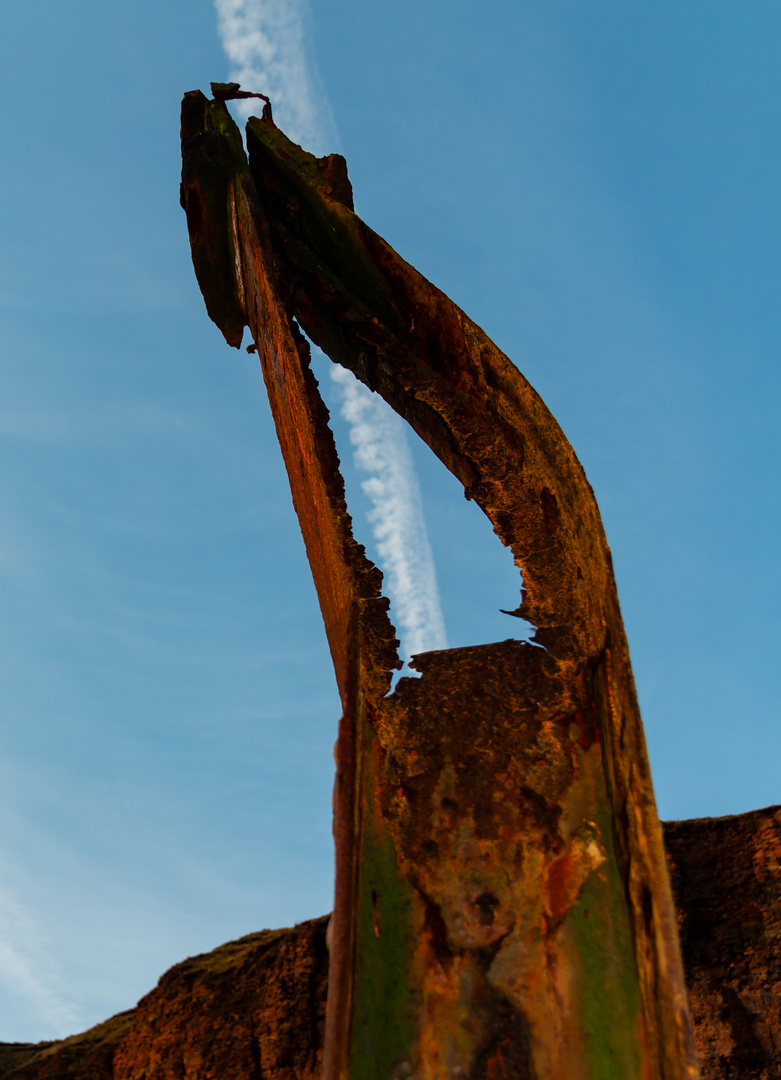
(0, 1012, 135, 1080)
(1, 808, 779, 1080)
(664, 807, 781, 1080)
(0, 917, 328, 1080)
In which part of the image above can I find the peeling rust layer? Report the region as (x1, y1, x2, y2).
(181, 91, 700, 1080)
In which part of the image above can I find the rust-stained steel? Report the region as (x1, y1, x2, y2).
(180, 86, 700, 1080)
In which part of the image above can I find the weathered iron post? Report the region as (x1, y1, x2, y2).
(180, 86, 700, 1080)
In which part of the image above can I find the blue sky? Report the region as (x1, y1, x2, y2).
(0, 0, 779, 1041)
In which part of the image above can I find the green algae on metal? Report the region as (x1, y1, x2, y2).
(349, 796, 417, 1080)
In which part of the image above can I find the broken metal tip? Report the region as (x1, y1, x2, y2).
(210, 81, 271, 107)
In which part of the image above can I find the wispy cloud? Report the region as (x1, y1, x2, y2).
(0, 874, 80, 1039)
(213, 0, 448, 658)
(331, 367, 447, 658)
(213, 0, 338, 154)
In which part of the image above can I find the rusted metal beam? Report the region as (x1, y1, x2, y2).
(181, 87, 699, 1080)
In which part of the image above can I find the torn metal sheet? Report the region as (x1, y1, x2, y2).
(181, 87, 699, 1080)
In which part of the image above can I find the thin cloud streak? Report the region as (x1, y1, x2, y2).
(0, 877, 80, 1039)
(213, 0, 448, 658)
(213, 0, 338, 154)
(331, 367, 447, 658)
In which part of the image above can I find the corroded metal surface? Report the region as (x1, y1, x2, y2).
(181, 88, 699, 1080)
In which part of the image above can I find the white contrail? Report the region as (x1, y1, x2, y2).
(213, 0, 448, 659)
(213, 0, 338, 154)
(331, 367, 447, 658)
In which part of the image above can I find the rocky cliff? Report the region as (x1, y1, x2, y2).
(665, 806, 781, 1078)
(1, 807, 779, 1080)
